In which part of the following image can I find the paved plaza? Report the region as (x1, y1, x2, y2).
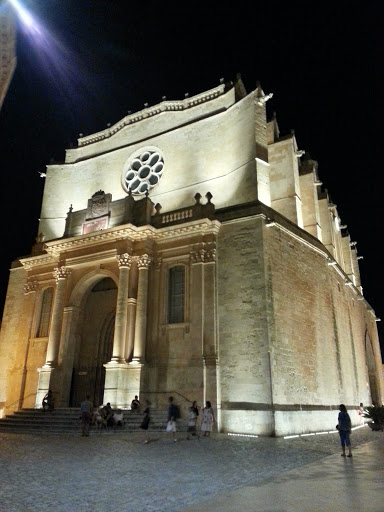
(0, 426, 383, 512)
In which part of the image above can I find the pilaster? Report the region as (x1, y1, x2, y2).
(111, 253, 132, 363)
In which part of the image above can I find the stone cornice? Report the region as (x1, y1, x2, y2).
(18, 219, 221, 270)
(77, 84, 226, 147)
(19, 254, 56, 271)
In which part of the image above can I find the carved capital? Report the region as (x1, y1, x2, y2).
(24, 281, 39, 294)
(153, 257, 162, 270)
(190, 249, 205, 264)
(53, 266, 71, 282)
(116, 253, 132, 269)
(205, 248, 216, 262)
(190, 244, 216, 263)
(135, 254, 152, 270)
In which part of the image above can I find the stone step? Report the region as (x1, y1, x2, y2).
(0, 408, 189, 435)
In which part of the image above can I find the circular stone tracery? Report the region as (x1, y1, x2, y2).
(122, 149, 164, 195)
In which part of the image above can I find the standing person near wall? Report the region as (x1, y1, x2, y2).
(201, 401, 215, 437)
(186, 401, 200, 440)
(357, 402, 364, 425)
(42, 390, 54, 411)
(80, 395, 93, 437)
(337, 404, 352, 457)
(166, 396, 180, 442)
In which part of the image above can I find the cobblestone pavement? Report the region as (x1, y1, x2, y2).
(0, 426, 381, 512)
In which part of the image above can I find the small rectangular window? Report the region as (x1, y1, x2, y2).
(37, 287, 53, 337)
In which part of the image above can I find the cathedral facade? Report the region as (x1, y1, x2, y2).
(0, 78, 382, 436)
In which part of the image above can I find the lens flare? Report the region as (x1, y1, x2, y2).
(8, 0, 35, 28)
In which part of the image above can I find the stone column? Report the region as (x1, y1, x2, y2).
(35, 266, 71, 408)
(131, 254, 151, 364)
(111, 253, 132, 363)
(104, 253, 134, 407)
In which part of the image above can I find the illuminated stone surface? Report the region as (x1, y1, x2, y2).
(0, 78, 382, 435)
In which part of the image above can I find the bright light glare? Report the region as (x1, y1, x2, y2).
(8, 0, 34, 27)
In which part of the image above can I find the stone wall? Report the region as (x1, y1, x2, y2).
(0, 266, 30, 415)
(263, 220, 382, 435)
(217, 216, 273, 435)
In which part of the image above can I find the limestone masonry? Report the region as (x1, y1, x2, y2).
(0, 76, 382, 435)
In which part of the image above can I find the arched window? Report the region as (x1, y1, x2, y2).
(37, 287, 53, 337)
(168, 266, 185, 324)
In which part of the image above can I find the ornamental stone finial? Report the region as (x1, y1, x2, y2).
(53, 267, 71, 282)
(116, 253, 132, 268)
(256, 92, 273, 106)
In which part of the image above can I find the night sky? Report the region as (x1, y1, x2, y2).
(0, 0, 382, 356)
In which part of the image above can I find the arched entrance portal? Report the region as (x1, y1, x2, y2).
(69, 277, 117, 407)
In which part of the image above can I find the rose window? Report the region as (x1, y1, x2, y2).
(122, 149, 164, 195)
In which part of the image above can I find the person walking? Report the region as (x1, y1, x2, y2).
(337, 404, 352, 457)
(201, 401, 215, 437)
(166, 396, 180, 442)
(80, 395, 93, 437)
(140, 400, 151, 443)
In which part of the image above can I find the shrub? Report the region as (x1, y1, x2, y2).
(363, 406, 384, 424)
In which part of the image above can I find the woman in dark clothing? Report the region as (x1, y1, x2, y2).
(338, 404, 352, 457)
(187, 401, 199, 440)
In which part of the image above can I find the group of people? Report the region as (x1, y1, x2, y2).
(80, 398, 125, 436)
(93, 403, 124, 430)
(78, 394, 216, 442)
(165, 397, 215, 443)
(78, 394, 356, 455)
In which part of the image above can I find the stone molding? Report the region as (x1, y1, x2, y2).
(20, 255, 55, 270)
(53, 266, 71, 282)
(78, 84, 225, 147)
(116, 253, 132, 268)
